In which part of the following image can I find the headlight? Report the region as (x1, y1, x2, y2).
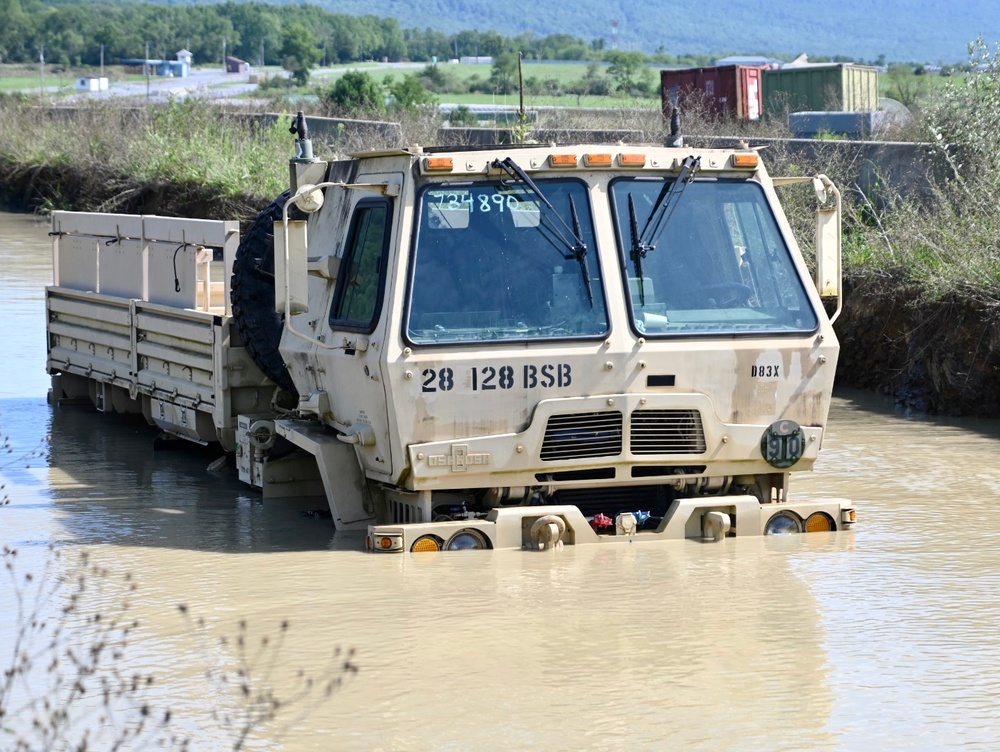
(411, 535, 443, 553)
(764, 512, 802, 535)
(444, 529, 489, 551)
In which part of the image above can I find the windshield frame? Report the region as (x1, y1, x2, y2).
(403, 176, 611, 348)
(609, 175, 821, 339)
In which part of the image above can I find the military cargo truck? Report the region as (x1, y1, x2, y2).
(46, 119, 854, 551)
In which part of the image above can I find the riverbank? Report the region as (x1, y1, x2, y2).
(837, 272, 1000, 415)
(3, 143, 998, 418)
(0, 157, 264, 221)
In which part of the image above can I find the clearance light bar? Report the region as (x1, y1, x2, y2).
(423, 156, 454, 172)
(618, 153, 646, 167)
(584, 153, 613, 167)
(731, 153, 759, 169)
(549, 153, 578, 168)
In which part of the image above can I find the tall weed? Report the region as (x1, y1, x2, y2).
(868, 36, 1000, 300)
(0, 99, 292, 209)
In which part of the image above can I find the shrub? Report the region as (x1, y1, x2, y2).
(448, 105, 479, 127)
(319, 71, 386, 117)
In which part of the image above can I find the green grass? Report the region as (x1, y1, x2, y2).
(0, 68, 50, 93)
(0, 98, 294, 215)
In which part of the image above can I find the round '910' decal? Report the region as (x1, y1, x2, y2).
(760, 419, 805, 469)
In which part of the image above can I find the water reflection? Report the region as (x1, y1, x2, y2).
(0, 211, 53, 400)
(44, 404, 344, 553)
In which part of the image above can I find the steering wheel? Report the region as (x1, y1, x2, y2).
(691, 282, 753, 307)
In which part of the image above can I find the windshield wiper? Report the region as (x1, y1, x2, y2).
(627, 194, 648, 305)
(492, 157, 593, 307)
(628, 155, 700, 305)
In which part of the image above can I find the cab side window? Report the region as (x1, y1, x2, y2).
(330, 200, 391, 331)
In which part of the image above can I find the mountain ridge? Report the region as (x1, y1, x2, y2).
(322, 0, 997, 63)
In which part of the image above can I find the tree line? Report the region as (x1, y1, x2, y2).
(0, 0, 724, 70)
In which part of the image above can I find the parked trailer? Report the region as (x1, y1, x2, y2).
(763, 63, 879, 117)
(46, 123, 855, 552)
(661, 65, 765, 121)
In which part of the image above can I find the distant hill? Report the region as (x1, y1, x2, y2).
(322, 0, 996, 63)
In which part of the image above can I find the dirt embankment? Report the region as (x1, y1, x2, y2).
(4, 161, 999, 417)
(836, 273, 1000, 416)
(0, 160, 264, 223)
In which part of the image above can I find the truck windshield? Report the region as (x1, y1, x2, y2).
(610, 178, 819, 335)
(406, 179, 609, 344)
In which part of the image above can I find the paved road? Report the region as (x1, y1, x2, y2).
(66, 63, 427, 103)
(68, 67, 264, 102)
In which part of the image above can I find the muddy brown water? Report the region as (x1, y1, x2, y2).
(3, 210, 1000, 750)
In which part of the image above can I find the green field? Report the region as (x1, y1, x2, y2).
(0, 60, 957, 113)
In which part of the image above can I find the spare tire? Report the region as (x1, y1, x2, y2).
(230, 193, 305, 397)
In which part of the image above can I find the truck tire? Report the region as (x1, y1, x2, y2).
(230, 193, 304, 397)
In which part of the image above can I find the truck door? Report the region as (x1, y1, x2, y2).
(322, 174, 401, 477)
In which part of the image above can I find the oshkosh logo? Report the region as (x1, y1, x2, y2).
(427, 444, 491, 472)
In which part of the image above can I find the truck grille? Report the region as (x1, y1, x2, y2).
(540, 411, 623, 461)
(630, 409, 706, 454)
(553, 485, 673, 519)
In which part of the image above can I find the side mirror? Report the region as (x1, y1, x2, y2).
(273, 219, 309, 315)
(812, 175, 842, 318)
(773, 173, 843, 323)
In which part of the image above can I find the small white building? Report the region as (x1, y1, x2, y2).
(75, 76, 109, 92)
(176, 49, 193, 66)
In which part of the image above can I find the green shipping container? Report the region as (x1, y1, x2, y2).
(763, 64, 879, 116)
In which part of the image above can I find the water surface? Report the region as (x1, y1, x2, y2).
(2, 211, 999, 750)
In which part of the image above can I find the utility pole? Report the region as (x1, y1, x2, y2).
(38, 45, 44, 95)
(518, 51, 525, 123)
(100, 44, 104, 78)
(145, 40, 150, 100)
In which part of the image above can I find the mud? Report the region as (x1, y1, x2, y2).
(836, 271, 1000, 416)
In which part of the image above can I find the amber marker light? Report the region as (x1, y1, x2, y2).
(374, 534, 403, 551)
(550, 153, 578, 167)
(805, 512, 834, 533)
(411, 535, 442, 552)
(423, 157, 454, 172)
(584, 153, 613, 167)
(731, 154, 759, 168)
(618, 153, 646, 167)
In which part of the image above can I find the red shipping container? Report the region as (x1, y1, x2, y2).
(661, 65, 764, 121)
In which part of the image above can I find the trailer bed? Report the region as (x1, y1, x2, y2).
(45, 211, 272, 451)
